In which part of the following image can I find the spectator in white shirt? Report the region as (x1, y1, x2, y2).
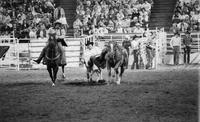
(170, 32, 182, 65)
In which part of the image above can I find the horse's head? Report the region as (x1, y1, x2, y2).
(107, 41, 117, 53)
(48, 33, 57, 48)
(107, 41, 122, 56)
(45, 33, 60, 62)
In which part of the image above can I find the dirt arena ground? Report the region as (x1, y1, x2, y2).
(0, 66, 198, 122)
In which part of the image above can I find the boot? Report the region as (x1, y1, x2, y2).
(33, 48, 45, 64)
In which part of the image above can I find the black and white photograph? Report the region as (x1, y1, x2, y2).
(0, 0, 199, 121)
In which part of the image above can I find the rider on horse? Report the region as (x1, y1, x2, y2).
(33, 20, 67, 65)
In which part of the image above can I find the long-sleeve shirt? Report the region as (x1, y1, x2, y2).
(183, 36, 193, 46)
(170, 36, 181, 47)
(131, 40, 139, 50)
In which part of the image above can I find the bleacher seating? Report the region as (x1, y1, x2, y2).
(171, 0, 200, 32)
(73, 0, 153, 35)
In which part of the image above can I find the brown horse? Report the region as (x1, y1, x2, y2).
(45, 34, 61, 86)
(104, 41, 128, 84)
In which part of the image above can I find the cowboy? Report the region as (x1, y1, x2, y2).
(183, 31, 193, 64)
(170, 32, 182, 65)
(122, 35, 131, 68)
(33, 20, 67, 65)
(131, 35, 140, 69)
(122, 35, 132, 57)
(146, 35, 156, 69)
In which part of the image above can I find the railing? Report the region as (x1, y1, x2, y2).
(1, 30, 199, 70)
(0, 37, 20, 70)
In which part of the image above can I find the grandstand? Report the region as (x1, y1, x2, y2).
(0, 0, 200, 70)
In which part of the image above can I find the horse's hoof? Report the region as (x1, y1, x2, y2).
(116, 81, 120, 85)
(52, 83, 55, 87)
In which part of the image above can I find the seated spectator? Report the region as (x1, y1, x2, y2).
(74, 0, 153, 35)
(36, 22, 47, 38)
(29, 26, 37, 38)
(177, 20, 189, 32)
(133, 23, 144, 34)
(73, 17, 83, 37)
(20, 19, 30, 38)
(107, 20, 115, 32)
(116, 10, 125, 20)
(93, 1, 101, 17)
(54, 6, 65, 21)
(172, 0, 200, 32)
(171, 22, 179, 33)
(89, 24, 98, 35)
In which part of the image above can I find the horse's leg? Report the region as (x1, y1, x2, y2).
(86, 67, 92, 82)
(61, 65, 65, 79)
(115, 68, 120, 85)
(106, 61, 111, 84)
(53, 66, 59, 86)
(107, 68, 112, 84)
(47, 66, 54, 86)
(96, 69, 101, 82)
(118, 66, 125, 85)
(97, 68, 103, 82)
(100, 69, 103, 80)
(86, 71, 90, 82)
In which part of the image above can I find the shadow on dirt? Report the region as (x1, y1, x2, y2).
(63, 80, 107, 86)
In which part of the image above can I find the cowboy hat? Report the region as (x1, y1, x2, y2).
(48, 28, 56, 35)
(54, 19, 63, 25)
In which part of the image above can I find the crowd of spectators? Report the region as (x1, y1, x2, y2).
(171, 0, 200, 33)
(0, 0, 68, 39)
(73, 0, 153, 35)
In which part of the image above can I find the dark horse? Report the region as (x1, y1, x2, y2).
(45, 34, 61, 86)
(104, 41, 128, 84)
